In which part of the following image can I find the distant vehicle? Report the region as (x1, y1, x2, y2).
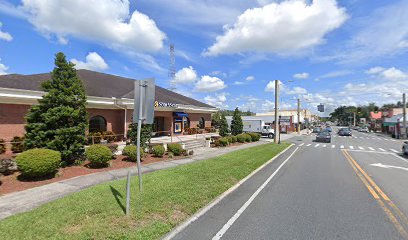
(316, 131, 331, 143)
(359, 127, 369, 133)
(241, 119, 275, 138)
(312, 127, 321, 133)
(338, 128, 352, 136)
(403, 142, 408, 155)
(325, 126, 332, 132)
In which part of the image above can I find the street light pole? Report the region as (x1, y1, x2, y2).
(274, 80, 279, 143)
(403, 93, 407, 139)
(297, 98, 301, 134)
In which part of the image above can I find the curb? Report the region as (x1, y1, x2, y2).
(162, 143, 295, 240)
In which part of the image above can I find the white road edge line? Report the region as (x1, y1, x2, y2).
(163, 144, 295, 240)
(212, 147, 300, 240)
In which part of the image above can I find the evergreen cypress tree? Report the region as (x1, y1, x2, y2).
(219, 113, 229, 137)
(127, 123, 152, 149)
(230, 107, 243, 136)
(24, 52, 88, 163)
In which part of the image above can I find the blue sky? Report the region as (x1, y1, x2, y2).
(1, 0, 408, 116)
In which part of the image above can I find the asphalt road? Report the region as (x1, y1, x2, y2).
(171, 128, 408, 240)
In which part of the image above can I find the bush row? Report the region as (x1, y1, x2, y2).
(216, 133, 261, 147)
(0, 136, 25, 154)
(87, 131, 117, 144)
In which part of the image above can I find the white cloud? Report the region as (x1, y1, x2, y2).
(293, 72, 309, 79)
(366, 67, 385, 75)
(234, 81, 245, 85)
(0, 22, 12, 41)
(71, 52, 108, 71)
(246, 76, 255, 81)
(314, 70, 352, 81)
(0, 58, 9, 75)
(366, 66, 408, 81)
(21, 0, 166, 52)
(286, 86, 308, 95)
(194, 75, 227, 92)
(204, 0, 348, 56)
(171, 66, 198, 84)
(265, 81, 307, 95)
(204, 92, 228, 108)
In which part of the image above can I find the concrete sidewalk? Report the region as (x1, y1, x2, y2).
(0, 131, 301, 220)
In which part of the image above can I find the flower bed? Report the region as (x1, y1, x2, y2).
(0, 151, 187, 195)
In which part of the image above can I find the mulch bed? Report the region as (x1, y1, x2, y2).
(0, 153, 186, 196)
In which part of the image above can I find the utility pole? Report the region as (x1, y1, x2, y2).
(353, 111, 356, 127)
(297, 98, 301, 134)
(274, 80, 279, 143)
(403, 93, 407, 139)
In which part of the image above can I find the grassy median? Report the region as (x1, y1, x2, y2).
(0, 143, 290, 240)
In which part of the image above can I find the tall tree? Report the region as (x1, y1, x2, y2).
(219, 113, 229, 137)
(230, 107, 243, 135)
(211, 112, 222, 129)
(127, 123, 152, 149)
(24, 52, 88, 163)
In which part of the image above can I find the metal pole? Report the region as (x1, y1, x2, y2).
(274, 80, 279, 143)
(136, 81, 144, 192)
(403, 93, 407, 139)
(353, 112, 356, 127)
(297, 98, 300, 134)
(125, 170, 131, 215)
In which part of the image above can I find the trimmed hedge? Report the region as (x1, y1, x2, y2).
(218, 138, 229, 147)
(152, 145, 165, 157)
(123, 145, 145, 162)
(236, 134, 246, 143)
(231, 136, 237, 143)
(0, 139, 5, 154)
(11, 136, 25, 153)
(167, 143, 183, 156)
(16, 149, 61, 178)
(248, 132, 261, 141)
(225, 136, 233, 144)
(244, 133, 252, 142)
(85, 145, 112, 167)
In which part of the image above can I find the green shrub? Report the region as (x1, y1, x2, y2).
(102, 131, 116, 143)
(236, 134, 246, 143)
(231, 136, 237, 143)
(0, 139, 5, 154)
(16, 149, 61, 178)
(225, 136, 233, 144)
(243, 134, 252, 142)
(152, 145, 165, 157)
(11, 136, 25, 153)
(88, 132, 102, 144)
(248, 132, 261, 141)
(218, 138, 229, 147)
(85, 145, 112, 167)
(123, 145, 145, 162)
(167, 143, 183, 156)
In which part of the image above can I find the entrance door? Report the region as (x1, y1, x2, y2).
(153, 117, 165, 136)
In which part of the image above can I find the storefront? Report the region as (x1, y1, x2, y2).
(0, 69, 218, 141)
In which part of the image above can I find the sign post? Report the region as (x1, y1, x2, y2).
(125, 78, 155, 216)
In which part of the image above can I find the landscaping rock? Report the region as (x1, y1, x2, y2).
(0, 158, 18, 176)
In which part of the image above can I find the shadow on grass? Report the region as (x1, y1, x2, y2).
(110, 185, 126, 214)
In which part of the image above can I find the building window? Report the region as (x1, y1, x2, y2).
(89, 115, 107, 132)
(199, 117, 205, 129)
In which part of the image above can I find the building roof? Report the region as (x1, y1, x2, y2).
(0, 69, 214, 108)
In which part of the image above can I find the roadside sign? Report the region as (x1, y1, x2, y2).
(133, 78, 155, 124)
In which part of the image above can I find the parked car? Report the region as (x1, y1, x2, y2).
(403, 141, 408, 155)
(313, 127, 321, 133)
(325, 126, 332, 132)
(316, 131, 331, 143)
(338, 128, 352, 136)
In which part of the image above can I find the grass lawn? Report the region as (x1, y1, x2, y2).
(0, 143, 290, 240)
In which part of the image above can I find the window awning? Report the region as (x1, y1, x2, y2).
(173, 112, 188, 117)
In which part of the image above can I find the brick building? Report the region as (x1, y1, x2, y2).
(0, 70, 218, 141)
